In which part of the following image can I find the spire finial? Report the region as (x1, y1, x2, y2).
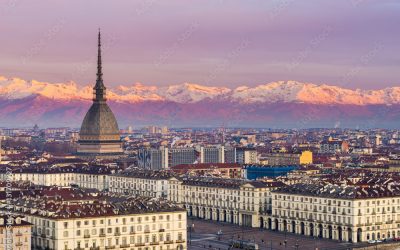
(97, 29, 103, 82)
(93, 29, 106, 102)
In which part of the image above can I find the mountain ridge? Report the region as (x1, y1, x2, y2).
(1, 76, 399, 128)
(1, 76, 400, 105)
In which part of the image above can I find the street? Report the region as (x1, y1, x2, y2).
(187, 219, 373, 250)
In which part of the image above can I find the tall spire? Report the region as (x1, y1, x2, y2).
(94, 29, 106, 102)
(97, 28, 103, 83)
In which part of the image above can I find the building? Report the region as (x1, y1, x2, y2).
(138, 147, 198, 169)
(0, 164, 117, 191)
(171, 163, 242, 178)
(319, 137, 349, 154)
(0, 186, 187, 250)
(243, 165, 298, 180)
(77, 31, 123, 159)
(168, 176, 284, 227)
(236, 147, 258, 164)
(200, 146, 224, 163)
(224, 147, 236, 163)
(168, 148, 198, 167)
(108, 169, 173, 198)
(263, 151, 313, 166)
(264, 183, 400, 243)
(138, 147, 169, 170)
(0, 215, 32, 250)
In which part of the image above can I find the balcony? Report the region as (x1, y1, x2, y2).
(41, 234, 46, 238)
(105, 246, 115, 249)
(16, 242, 23, 246)
(144, 230, 150, 233)
(130, 231, 136, 235)
(120, 244, 130, 248)
(135, 243, 145, 247)
(159, 229, 165, 232)
(15, 232, 23, 237)
(176, 240, 186, 243)
(150, 242, 159, 245)
(99, 233, 106, 237)
(84, 235, 90, 238)
(90, 247, 100, 250)
(114, 232, 121, 236)
(164, 240, 173, 244)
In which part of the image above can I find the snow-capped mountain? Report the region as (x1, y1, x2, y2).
(1, 76, 399, 105)
(0, 76, 399, 128)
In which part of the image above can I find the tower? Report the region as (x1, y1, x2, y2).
(77, 30, 124, 159)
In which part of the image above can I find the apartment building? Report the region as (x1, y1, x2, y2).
(168, 176, 283, 227)
(108, 169, 174, 198)
(0, 164, 116, 190)
(0, 215, 32, 250)
(0, 187, 187, 250)
(236, 148, 258, 164)
(265, 183, 400, 243)
(263, 151, 313, 166)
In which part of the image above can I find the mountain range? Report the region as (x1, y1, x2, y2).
(0, 76, 399, 128)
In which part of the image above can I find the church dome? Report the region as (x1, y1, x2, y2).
(79, 102, 120, 142)
(78, 30, 121, 144)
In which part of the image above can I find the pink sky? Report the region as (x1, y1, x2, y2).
(0, 0, 399, 89)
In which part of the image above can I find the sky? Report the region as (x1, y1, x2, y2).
(0, 0, 399, 89)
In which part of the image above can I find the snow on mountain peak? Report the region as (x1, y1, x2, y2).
(1, 75, 400, 105)
(161, 83, 231, 103)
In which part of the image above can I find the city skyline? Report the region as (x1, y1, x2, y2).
(1, 2, 400, 249)
(1, 0, 399, 89)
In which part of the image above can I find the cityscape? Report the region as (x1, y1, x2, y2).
(1, 1, 400, 250)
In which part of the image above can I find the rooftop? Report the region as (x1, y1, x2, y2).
(0, 186, 184, 219)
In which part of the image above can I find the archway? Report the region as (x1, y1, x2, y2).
(274, 219, 279, 231)
(209, 208, 213, 220)
(260, 217, 264, 228)
(328, 225, 333, 239)
(372, 232, 375, 240)
(292, 221, 296, 233)
(310, 223, 314, 237)
(348, 228, 352, 242)
(283, 220, 288, 233)
(338, 227, 343, 241)
(216, 209, 220, 221)
(202, 207, 206, 219)
(189, 206, 193, 217)
(196, 207, 200, 218)
(223, 210, 227, 222)
(357, 228, 362, 243)
(268, 218, 272, 229)
(230, 211, 234, 223)
(300, 222, 305, 235)
(318, 224, 323, 238)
